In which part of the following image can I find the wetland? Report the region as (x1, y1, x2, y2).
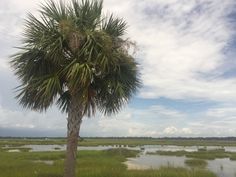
(1, 138, 236, 177)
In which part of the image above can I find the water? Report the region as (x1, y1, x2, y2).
(16, 144, 236, 152)
(3, 144, 236, 177)
(23, 145, 66, 152)
(8, 149, 20, 152)
(142, 145, 236, 153)
(33, 160, 54, 165)
(141, 145, 198, 153)
(207, 158, 236, 177)
(21, 144, 140, 152)
(18, 144, 142, 152)
(125, 154, 236, 177)
(125, 154, 187, 169)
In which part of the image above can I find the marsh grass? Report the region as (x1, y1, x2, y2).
(229, 154, 236, 160)
(0, 148, 217, 177)
(197, 147, 207, 152)
(184, 159, 207, 168)
(149, 148, 236, 160)
(0, 139, 66, 146)
(54, 147, 61, 150)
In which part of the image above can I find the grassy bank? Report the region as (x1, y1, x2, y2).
(148, 149, 236, 160)
(0, 148, 216, 177)
(0, 138, 66, 146)
(1, 137, 236, 146)
(184, 159, 208, 168)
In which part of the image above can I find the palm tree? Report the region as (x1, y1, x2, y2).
(11, 0, 140, 177)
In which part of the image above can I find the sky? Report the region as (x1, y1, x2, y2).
(0, 0, 236, 137)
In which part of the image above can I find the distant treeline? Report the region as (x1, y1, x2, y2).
(1, 136, 236, 141)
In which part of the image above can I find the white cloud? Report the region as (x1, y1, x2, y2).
(148, 105, 185, 119)
(179, 104, 236, 137)
(81, 109, 150, 137)
(163, 126, 178, 135)
(0, 105, 67, 131)
(1, 100, 236, 137)
(206, 106, 236, 119)
(0, 58, 10, 71)
(81, 105, 190, 137)
(162, 126, 193, 136)
(181, 128, 192, 134)
(1, 0, 236, 137)
(126, 0, 236, 103)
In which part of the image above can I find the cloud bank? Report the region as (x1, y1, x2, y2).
(0, 0, 236, 137)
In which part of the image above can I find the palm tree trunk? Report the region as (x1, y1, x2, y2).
(64, 96, 83, 177)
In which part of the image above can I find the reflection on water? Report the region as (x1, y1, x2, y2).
(125, 155, 187, 169)
(8, 149, 20, 152)
(125, 154, 236, 177)
(207, 158, 236, 177)
(23, 145, 66, 152)
(33, 160, 54, 165)
(142, 145, 236, 153)
(142, 145, 197, 153)
(224, 147, 236, 152)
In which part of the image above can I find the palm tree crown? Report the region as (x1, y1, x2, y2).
(11, 0, 140, 117)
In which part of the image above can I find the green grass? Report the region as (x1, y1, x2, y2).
(149, 148, 236, 160)
(230, 154, 236, 160)
(0, 148, 216, 177)
(0, 138, 66, 146)
(197, 147, 207, 152)
(184, 159, 207, 168)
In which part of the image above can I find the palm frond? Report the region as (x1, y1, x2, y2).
(66, 63, 93, 90)
(40, 0, 68, 22)
(16, 75, 62, 111)
(57, 90, 71, 113)
(23, 13, 69, 65)
(95, 55, 140, 115)
(11, 48, 58, 83)
(71, 0, 103, 31)
(102, 14, 127, 37)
